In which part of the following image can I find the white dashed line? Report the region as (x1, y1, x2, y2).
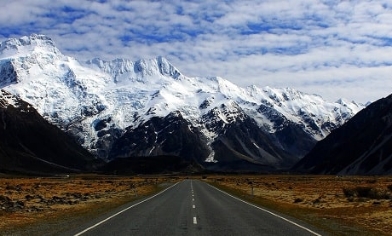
(191, 181, 197, 225)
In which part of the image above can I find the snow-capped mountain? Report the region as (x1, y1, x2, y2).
(293, 93, 392, 175)
(0, 34, 364, 170)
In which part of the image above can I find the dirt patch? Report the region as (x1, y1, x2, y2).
(206, 175, 392, 236)
(0, 174, 178, 235)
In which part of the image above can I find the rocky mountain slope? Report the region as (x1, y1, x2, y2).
(0, 34, 364, 171)
(0, 90, 97, 174)
(293, 93, 392, 175)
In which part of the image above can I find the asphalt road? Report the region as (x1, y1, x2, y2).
(67, 180, 323, 236)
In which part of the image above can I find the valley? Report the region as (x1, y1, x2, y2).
(1, 2, 392, 235)
(1, 174, 392, 235)
(0, 34, 391, 235)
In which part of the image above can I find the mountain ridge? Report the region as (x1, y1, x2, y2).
(0, 34, 365, 171)
(293, 93, 392, 175)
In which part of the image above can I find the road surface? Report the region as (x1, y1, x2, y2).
(66, 180, 323, 236)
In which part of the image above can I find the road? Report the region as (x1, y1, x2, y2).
(66, 180, 323, 236)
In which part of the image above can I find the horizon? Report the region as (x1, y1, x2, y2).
(1, 1, 392, 103)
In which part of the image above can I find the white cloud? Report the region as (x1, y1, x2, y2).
(0, 0, 392, 103)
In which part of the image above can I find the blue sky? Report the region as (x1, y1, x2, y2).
(1, 0, 392, 103)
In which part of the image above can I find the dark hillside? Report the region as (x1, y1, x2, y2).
(293, 93, 392, 175)
(100, 155, 201, 174)
(0, 90, 98, 174)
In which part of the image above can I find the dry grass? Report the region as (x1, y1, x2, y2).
(206, 175, 392, 236)
(3, 174, 392, 235)
(0, 174, 179, 235)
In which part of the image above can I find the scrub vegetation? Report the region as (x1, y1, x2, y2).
(207, 175, 392, 236)
(0, 174, 176, 235)
(2, 174, 392, 235)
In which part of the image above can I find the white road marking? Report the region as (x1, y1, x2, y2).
(208, 183, 322, 236)
(74, 182, 180, 236)
(191, 181, 197, 223)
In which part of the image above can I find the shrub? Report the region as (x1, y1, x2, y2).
(313, 197, 322, 204)
(369, 188, 390, 200)
(294, 198, 303, 203)
(356, 187, 373, 198)
(343, 188, 356, 198)
(387, 184, 392, 192)
(342, 186, 390, 199)
(366, 179, 377, 184)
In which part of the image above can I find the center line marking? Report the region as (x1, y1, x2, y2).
(193, 205, 195, 209)
(193, 217, 197, 224)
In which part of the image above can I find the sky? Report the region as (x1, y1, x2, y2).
(1, 0, 392, 104)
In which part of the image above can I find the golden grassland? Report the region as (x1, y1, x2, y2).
(206, 175, 392, 236)
(1, 174, 392, 235)
(0, 174, 179, 235)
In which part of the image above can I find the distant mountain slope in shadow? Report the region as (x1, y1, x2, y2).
(0, 90, 99, 174)
(293, 93, 392, 175)
(100, 155, 203, 175)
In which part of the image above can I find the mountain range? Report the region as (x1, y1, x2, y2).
(0, 34, 364, 172)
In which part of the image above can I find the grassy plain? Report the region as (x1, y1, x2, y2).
(0, 174, 177, 235)
(207, 175, 392, 236)
(1, 174, 392, 235)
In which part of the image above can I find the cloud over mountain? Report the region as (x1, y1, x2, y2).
(1, 1, 391, 103)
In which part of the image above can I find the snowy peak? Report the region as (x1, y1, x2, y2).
(86, 56, 183, 81)
(336, 98, 363, 110)
(0, 34, 67, 86)
(0, 35, 112, 126)
(0, 34, 60, 59)
(0, 34, 366, 169)
(241, 85, 363, 139)
(263, 86, 306, 102)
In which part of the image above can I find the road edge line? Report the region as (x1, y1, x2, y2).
(74, 181, 180, 236)
(207, 182, 322, 236)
